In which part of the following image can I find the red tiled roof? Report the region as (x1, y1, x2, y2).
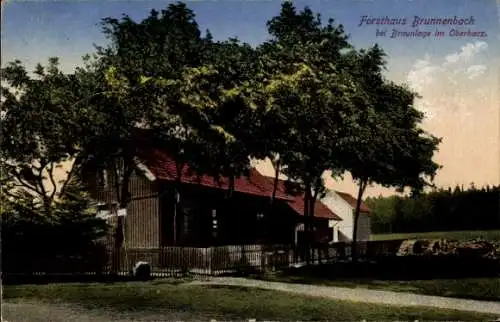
(130, 130, 341, 218)
(259, 177, 342, 221)
(335, 191, 372, 213)
(135, 147, 292, 200)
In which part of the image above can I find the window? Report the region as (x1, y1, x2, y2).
(182, 206, 195, 236)
(212, 209, 218, 237)
(183, 213, 190, 235)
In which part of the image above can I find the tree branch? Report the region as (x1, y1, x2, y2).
(11, 169, 44, 197)
(110, 158, 121, 203)
(58, 159, 79, 198)
(37, 169, 49, 206)
(271, 156, 281, 204)
(2, 186, 23, 200)
(47, 163, 58, 202)
(120, 157, 134, 207)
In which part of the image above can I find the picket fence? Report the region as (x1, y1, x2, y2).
(2, 240, 405, 279)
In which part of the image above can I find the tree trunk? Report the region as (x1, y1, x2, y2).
(310, 188, 319, 264)
(271, 157, 281, 204)
(173, 185, 179, 246)
(303, 183, 312, 265)
(308, 191, 315, 264)
(227, 170, 236, 242)
(111, 157, 133, 276)
(113, 209, 124, 275)
(173, 162, 184, 246)
(228, 170, 235, 199)
(351, 178, 367, 263)
(267, 158, 281, 243)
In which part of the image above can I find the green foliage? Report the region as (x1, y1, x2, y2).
(367, 185, 500, 234)
(250, 3, 366, 263)
(0, 57, 110, 269)
(1, 177, 109, 273)
(341, 48, 441, 192)
(1, 59, 86, 211)
(336, 42, 440, 259)
(365, 196, 398, 233)
(257, 3, 356, 197)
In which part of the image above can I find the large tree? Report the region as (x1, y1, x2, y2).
(70, 3, 219, 272)
(266, 61, 360, 263)
(0, 58, 87, 212)
(254, 3, 360, 262)
(80, 2, 264, 265)
(0, 59, 110, 272)
(256, 1, 352, 183)
(340, 46, 441, 261)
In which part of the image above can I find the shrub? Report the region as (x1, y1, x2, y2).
(1, 183, 110, 274)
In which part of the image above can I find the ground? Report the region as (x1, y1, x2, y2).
(2, 300, 178, 322)
(4, 279, 499, 321)
(254, 273, 500, 302)
(372, 229, 500, 241)
(197, 277, 500, 314)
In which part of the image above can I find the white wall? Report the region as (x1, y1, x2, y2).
(321, 191, 354, 242)
(321, 191, 371, 242)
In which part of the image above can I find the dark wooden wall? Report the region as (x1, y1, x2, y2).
(85, 168, 161, 249)
(85, 167, 311, 249)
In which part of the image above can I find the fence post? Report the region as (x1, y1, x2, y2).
(260, 245, 266, 272)
(208, 247, 212, 276)
(339, 242, 346, 260)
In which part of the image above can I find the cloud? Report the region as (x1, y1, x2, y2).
(406, 42, 490, 92)
(405, 42, 491, 121)
(466, 65, 487, 79)
(406, 54, 443, 92)
(443, 41, 488, 66)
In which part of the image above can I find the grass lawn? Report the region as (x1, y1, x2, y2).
(372, 229, 500, 242)
(255, 273, 500, 302)
(4, 280, 498, 321)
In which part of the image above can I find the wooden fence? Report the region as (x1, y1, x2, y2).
(3, 240, 407, 280)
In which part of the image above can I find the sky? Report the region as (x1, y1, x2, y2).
(2, 0, 500, 198)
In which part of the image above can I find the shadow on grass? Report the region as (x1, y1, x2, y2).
(2, 273, 199, 286)
(3, 274, 140, 285)
(268, 256, 500, 281)
(201, 284, 260, 293)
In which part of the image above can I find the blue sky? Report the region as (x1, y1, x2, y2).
(2, 0, 499, 79)
(2, 0, 500, 195)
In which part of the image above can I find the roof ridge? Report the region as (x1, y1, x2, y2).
(333, 190, 372, 213)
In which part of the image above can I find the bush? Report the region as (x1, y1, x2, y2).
(1, 185, 110, 274)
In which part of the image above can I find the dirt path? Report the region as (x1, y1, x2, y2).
(192, 277, 500, 316)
